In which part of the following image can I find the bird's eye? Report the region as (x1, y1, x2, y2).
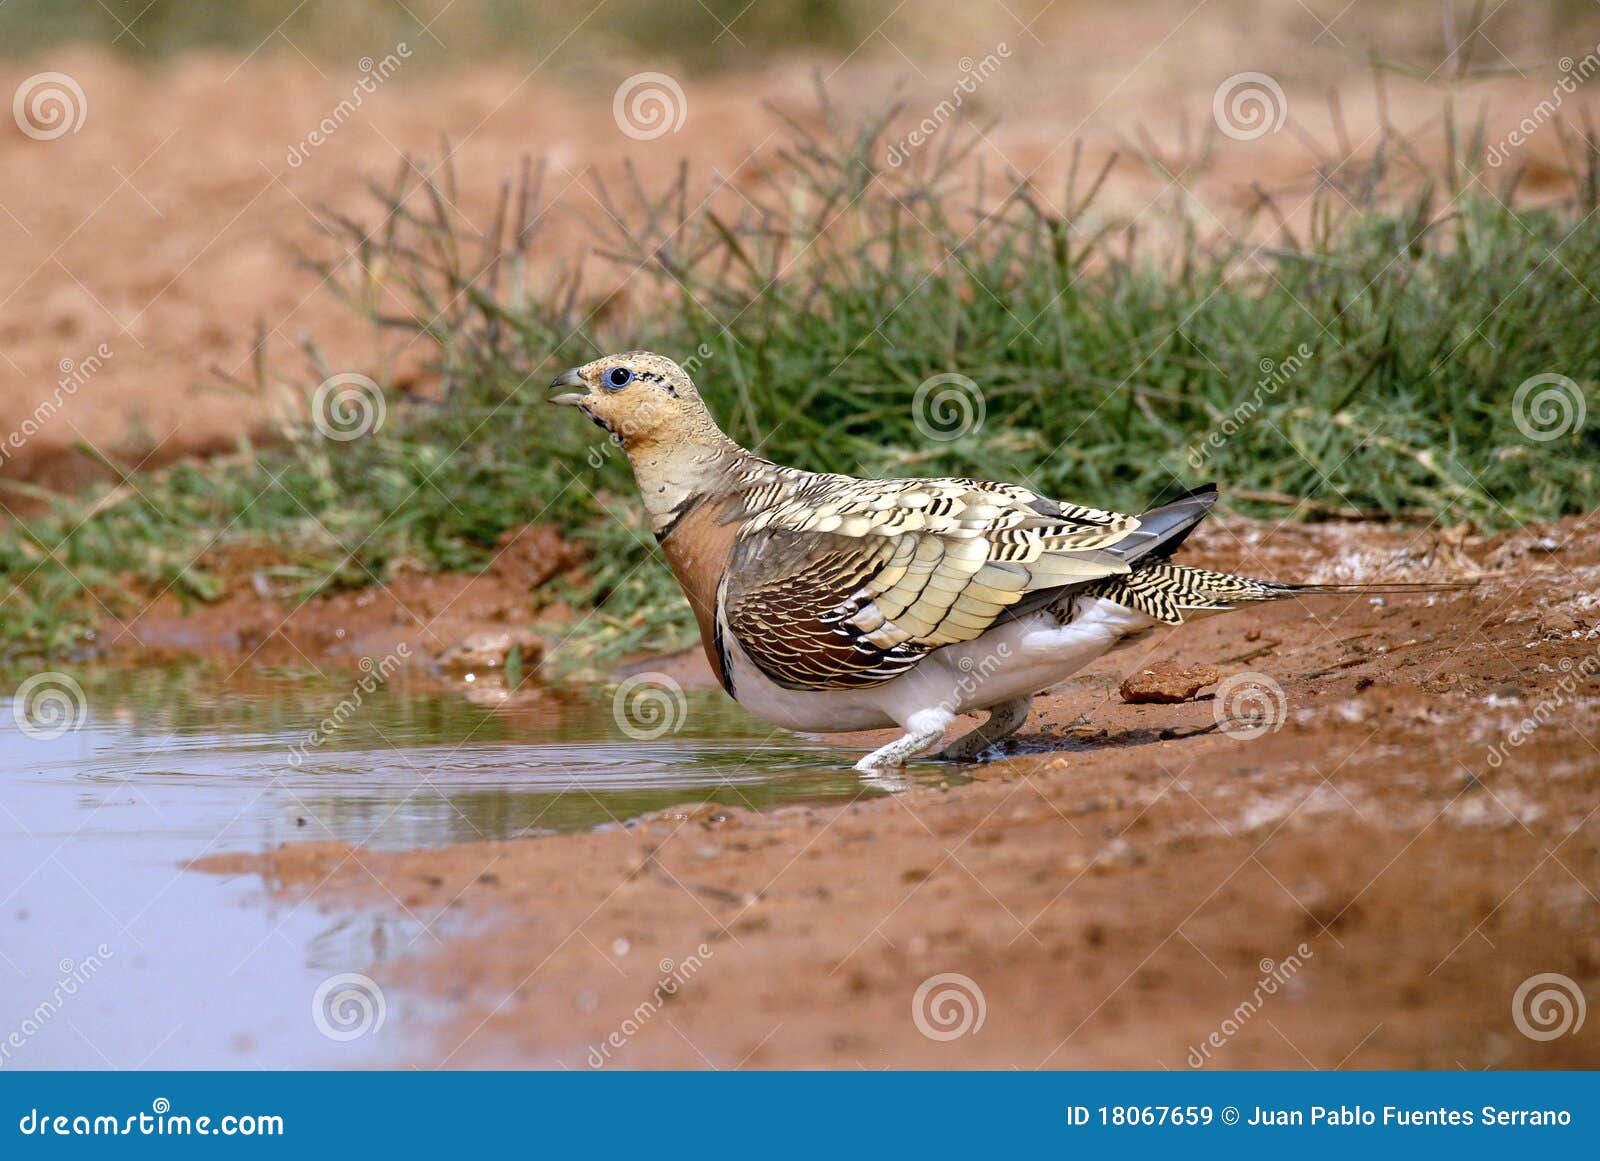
(605, 367, 634, 390)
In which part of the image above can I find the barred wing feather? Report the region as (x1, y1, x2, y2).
(721, 476, 1146, 691)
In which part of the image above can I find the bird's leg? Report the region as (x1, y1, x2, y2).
(935, 696, 1033, 762)
(854, 707, 953, 774)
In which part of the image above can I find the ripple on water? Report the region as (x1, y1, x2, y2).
(1, 668, 932, 1067)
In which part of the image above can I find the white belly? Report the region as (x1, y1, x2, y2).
(723, 597, 1158, 733)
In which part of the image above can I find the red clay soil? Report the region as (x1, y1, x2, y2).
(114, 522, 584, 671)
(195, 512, 1600, 1069)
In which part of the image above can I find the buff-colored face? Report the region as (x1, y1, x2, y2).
(549, 351, 705, 450)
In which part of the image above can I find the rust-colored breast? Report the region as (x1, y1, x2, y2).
(658, 498, 740, 691)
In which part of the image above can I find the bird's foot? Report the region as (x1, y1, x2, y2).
(854, 714, 952, 775)
(932, 696, 1033, 763)
(934, 738, 998, 762)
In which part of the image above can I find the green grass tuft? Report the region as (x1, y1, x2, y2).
(4, 107, 1598, 666)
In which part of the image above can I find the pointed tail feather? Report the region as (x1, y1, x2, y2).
(1086, 562, 1475, 625)
(1093, 485, 1475, 621)
(1266, 580, 1478, 596)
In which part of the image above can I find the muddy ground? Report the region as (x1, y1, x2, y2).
(192, 511, 1600, 1069)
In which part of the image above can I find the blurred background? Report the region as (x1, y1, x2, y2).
(2, 0, 1598, 491)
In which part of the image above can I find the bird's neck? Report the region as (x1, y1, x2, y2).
(625, 424, 801, 695)
(625, 427, 756, 538)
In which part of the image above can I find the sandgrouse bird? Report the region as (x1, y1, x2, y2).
(552, 351, 1437, 772)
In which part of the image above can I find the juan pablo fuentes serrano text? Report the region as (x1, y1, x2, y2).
(1246, 1106, 1570, 1128)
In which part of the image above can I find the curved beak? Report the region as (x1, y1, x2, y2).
(549, 367, 586, 406)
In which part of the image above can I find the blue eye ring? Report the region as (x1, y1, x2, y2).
(605, 366, 634, 390)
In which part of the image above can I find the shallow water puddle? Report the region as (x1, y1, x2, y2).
(0, 666, 915, 1068)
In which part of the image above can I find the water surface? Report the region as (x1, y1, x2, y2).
(0, 665, 920, 1068)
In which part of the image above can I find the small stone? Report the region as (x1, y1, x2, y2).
(1541, 610, 1581, 636)
(1118, 661, 1221, 704)
(1091, 837, 1145, 871)
(436, 628, 544, 673)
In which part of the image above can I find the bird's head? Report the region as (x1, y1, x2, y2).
(549, 350, 715, 453)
